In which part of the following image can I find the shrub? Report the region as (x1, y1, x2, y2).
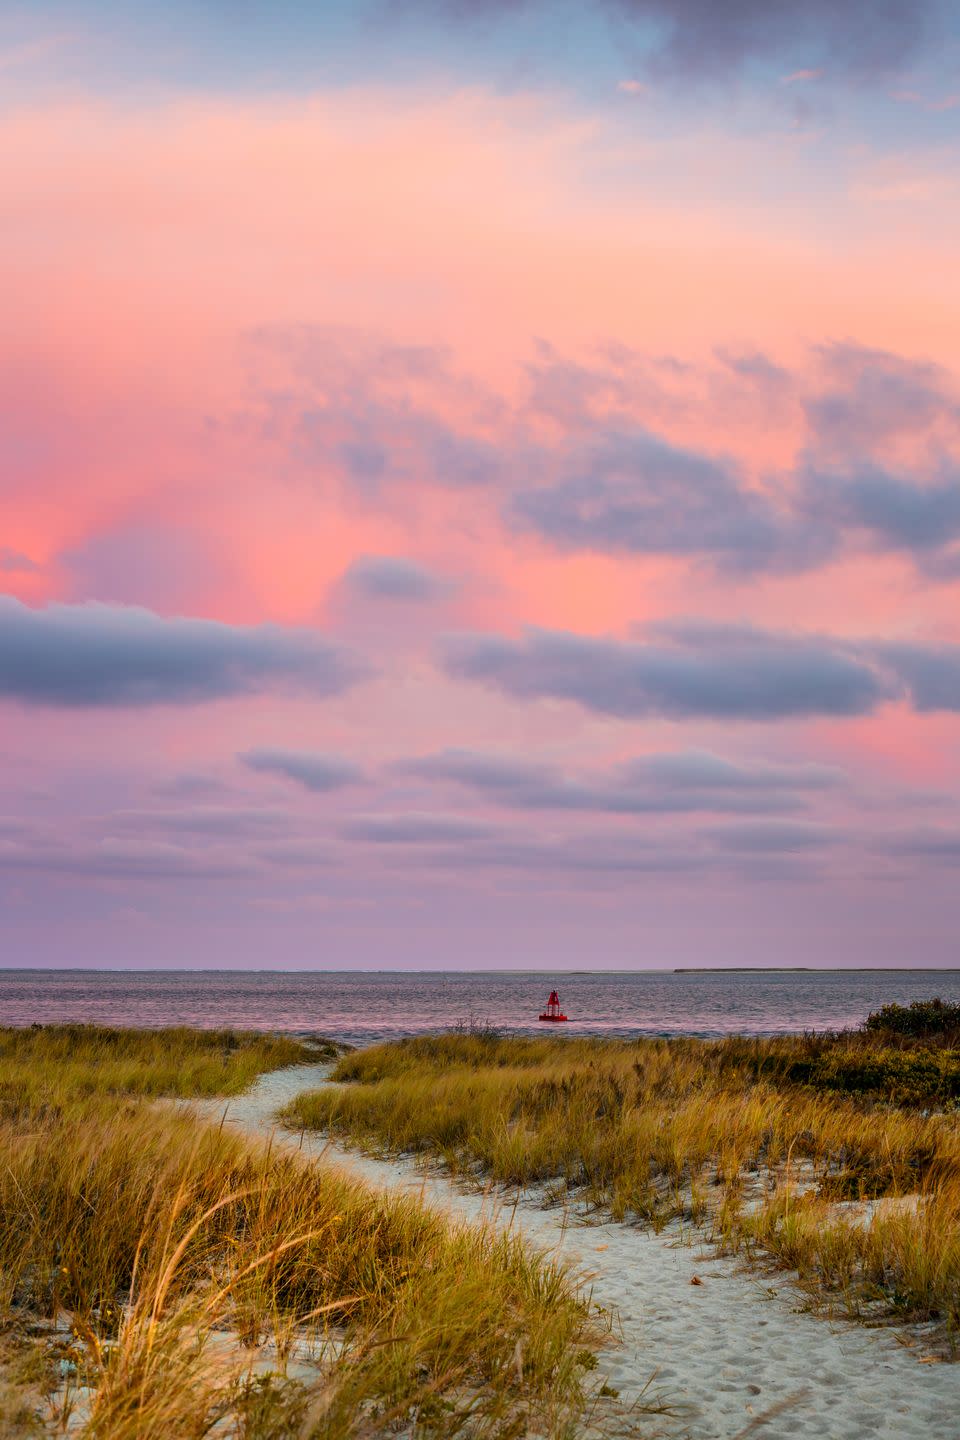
(865, 998, 960, 1040)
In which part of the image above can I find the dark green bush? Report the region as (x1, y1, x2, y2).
(797, 1048, 960, 1104)
(714, 1026, 960, 1103)
(864, 998, 960, 1039)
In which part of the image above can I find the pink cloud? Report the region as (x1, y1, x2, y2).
(1, 85, 959, 964)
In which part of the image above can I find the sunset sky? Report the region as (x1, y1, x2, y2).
(2, 1, 960, 969)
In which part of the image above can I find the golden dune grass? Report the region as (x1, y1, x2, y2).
(0, 1028, 599, 1438)
(284, 1031, 960, 1337)
(0, 1023, 318, 1112)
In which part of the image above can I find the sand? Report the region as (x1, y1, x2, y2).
(188, 1063, 960, 1440)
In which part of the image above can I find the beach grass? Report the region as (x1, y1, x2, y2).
(0, 1023, 320, 1112)
(283, 1010, 960, 1341)
(0, 1026, 600, 1437)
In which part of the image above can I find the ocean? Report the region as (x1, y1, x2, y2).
(2, 968, 960, 1048)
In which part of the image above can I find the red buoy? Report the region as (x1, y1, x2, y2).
(538, 989, 568, 1022)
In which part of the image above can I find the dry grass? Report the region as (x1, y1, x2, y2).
(0, 1024, 322, 1116)
(284, 1029, 960, 1340)
(0, 1028, 600, 1438)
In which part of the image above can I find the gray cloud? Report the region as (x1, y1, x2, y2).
(703, 820, 836, 852)
(443, 624, 889, 721)
(399, 746, 841, 814)
(327, 412, 501, 489)
(376, 828, 823, 884)
(256, 841, 341, 868)
(241, 748, 365, 792)
(342, 555, 449, 602)
(802, 466, 960, 576)
(510, 429, 825, 576)
(878, 828, 960, 859)
(523, 345, 642, 427)
(511, 439, 960, 580)
(0, 596, 365, 707)
(260, 325, 504, 491)
(619, 0, 934, 80)
(108, 807, 287, 837)
(341, 811, 497, 843)
(627, 751, 840, 791)
(422, 425, 501, 487)
(414, 835, 706, 876)
(256, 326, 960, 581)
(0, 837, 251, 879)
(805, 343, 960, 455)
(714, 348, 790, 389)
(511, 341, 960, 577)
(880, 643, 960, 712)
(417, 1, 937, 79)
(396, 749, 556, 793)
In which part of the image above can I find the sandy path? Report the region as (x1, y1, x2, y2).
(188, 1064, 960, 1440)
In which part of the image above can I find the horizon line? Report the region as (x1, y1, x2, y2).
(2, 966, 959, 976)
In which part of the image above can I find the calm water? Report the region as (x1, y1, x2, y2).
(2, 969, 960, 1047)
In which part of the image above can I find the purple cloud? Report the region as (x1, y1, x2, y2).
(510, 428, 825, 576)
(0, 836, 251, 879)
(802, 464, 960, 576)
(0, 546, 39, 573)
(341, 811, 498, 843)
(399, 746, 841, 814)
(342, 555, 450, 602)
(241, 748, 365, 792)
(58, 523, 232, 611)
(805, 343, 960, 454)
(703, 820, 836, 852)
(412, 1, 938, 79)
(878, 642, 960, 712)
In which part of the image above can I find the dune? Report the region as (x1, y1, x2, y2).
(188, 1061, 960, 1439)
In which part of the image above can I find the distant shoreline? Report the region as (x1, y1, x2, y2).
(2, 965, 960, 976)
(671, 966, 960, 973)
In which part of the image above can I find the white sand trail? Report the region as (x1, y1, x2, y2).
(188, 1063, 960, 1440)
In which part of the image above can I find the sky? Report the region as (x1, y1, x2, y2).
(2, 1, 960, 970)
